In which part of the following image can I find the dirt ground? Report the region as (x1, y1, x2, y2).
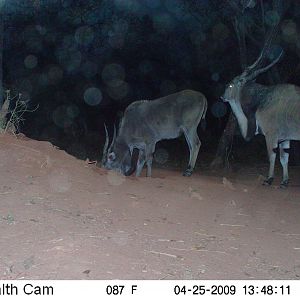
(0, 133, 300, 280)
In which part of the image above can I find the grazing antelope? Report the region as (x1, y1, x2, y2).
(102, 90, 207, 177)
(222, 37, 300, 188)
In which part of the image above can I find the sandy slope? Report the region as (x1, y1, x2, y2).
(0, 134, 300, 279)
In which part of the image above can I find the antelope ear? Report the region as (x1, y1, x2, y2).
(220, 96, 228, 103)
(129, 145, 134, 156)
(108, 152, 116, 161)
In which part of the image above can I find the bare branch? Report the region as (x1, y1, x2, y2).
(2, 91, 38, 134)
(183, 2, 204, 24)
(260, 0, 266, 35)
(241, 0, 256, 12)
(247, 50, 284, 81)
(226, 0, 242, 14)
(244, 24, 280, 74)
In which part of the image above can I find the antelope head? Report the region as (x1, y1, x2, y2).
(221, 29, 283, 139)
(101, 124, 134, 176)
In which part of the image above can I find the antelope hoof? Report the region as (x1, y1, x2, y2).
(183, 169, 193, 177)
(280, 179, 289, 189)
(263, 177, 274, 186)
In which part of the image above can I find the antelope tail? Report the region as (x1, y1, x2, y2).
(202, 98, 208, 120)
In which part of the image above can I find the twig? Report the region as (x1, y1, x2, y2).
(0, 191, 16, 195)
(227, 0, 242, 14)
(146, 250, 179, 259)
(3, 91, 39, 134)
(193, 249, 229, 255)
(220, 223, 246, 227)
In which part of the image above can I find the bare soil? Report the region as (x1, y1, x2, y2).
(1, 134, 300, 280)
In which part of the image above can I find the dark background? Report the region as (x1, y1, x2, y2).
(1, 0, 300, 169)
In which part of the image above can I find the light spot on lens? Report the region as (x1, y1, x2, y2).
(36, 25, 47, 35)
(108, 35, 125, 49)
(57, 48, 82, 74)
(265, 10, 280, 27)
(67, 105, 80, 119)
(211, 73, 220, 82)
(75, 25, 94, 46)
(52, 105, 73, 128)
(84, 87, 102, 106)
(281, 20, 298, 43)
(24, 55, 38, 69)
(107, 82, 129, 100)
(102, 63, 125, 87)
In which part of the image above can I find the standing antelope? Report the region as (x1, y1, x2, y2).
(102, 90, 207, 177)
(222, 40, 300, 188)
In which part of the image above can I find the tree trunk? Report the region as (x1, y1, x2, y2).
(210, 0, 287, 170)
(210, 15, 247, 169)
(210, 112, 237, 169)
(233, 16, 247, 69)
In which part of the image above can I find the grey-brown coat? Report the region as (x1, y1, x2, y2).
(102, 90, 207, 177)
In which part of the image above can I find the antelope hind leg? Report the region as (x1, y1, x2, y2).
(135, 149, 146, 177)
(279, 141, 290, 188)
(182, 128, 201, 177)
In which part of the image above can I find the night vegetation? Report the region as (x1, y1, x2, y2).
(1, 0, 300, 168)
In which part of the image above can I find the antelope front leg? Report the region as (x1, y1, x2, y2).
(145, 144, 155, 177)
(263, 138, 278, 186)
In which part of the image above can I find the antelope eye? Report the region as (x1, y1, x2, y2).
(229, 84, 233, 88)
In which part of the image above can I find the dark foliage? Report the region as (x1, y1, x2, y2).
(1, 0, 300, 164)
